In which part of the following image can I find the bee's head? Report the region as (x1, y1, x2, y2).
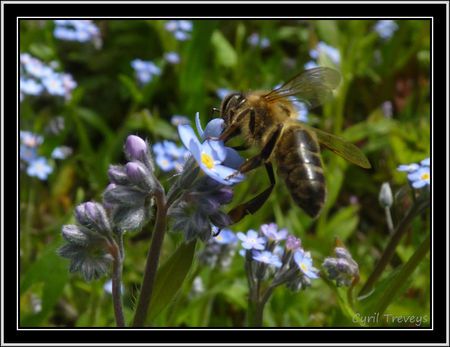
(219, 92, 246, 126)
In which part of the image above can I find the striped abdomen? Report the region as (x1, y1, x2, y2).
(275, 124, 326, 218)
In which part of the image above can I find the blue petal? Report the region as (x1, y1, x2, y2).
(178, 125, 200, 152)
(188, 138, 202, 163)
(195, 112, 204, 139)
(204, 140, 227, 163)
(202, 118, 224, 140)
(222, 147, 244, 169)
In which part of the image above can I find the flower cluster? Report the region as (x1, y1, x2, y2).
(238, 223, 319, 292)
(305, 41, 341, 69)
(247, 33, 270, 48)
(168, 113, 246, 242)
(322, 247, 359, 287)
(397, 157, 430, 189)
(152, 140, 189, 172)
(131, 59, 162, 85)
(374, 20, 399, 40)
(103, 135, 156, 233)
(58, 202, 115, 281)
(53, 20, 100, 43)
(198, 228, 238, 269)
(20, 53, 77, 101)
(20, 131, 53, 180)
(164, 20, 193, 41)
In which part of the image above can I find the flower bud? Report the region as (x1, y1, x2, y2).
(209, 210, 231, 228)
(379, 182, 393, 208)
(212, 187, 234, 205)
(125, 135, 147, 160)
(84, 201, 112, 235)
(108, 165, 131, 185)
(286, 235, 301, 250)
(102, 183, 116, 210)
(111, 205, 148, 233)
(125, 161, 155, 192)
(334, 247, 351, 260)
(61, 224, 90, 245)
(75, 203, 90, 226)
(103, 185, 146, 207)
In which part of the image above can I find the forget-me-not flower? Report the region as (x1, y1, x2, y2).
(253, 250, 282, 268)
(213, 229, 237, 245)
(26, 157, 53, 180)
(260, 223, 288, 242)
(237, 230, 266, 250)
(294, 250, 319, 279)
(178, 115, 245, 185)
(407, 166, 430, 189)
(374, 20, 399, 39)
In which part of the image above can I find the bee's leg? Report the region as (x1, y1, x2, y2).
(225, 123, 282, 180)
(231, 144, 250, 151)
(205, 108, 254, 142)
(227, 163, 275, 224)
(226, 125, 283, 224)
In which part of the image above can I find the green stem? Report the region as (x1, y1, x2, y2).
(112, 252, 125, 327)
(384, 206, 395, 234)
(132, 187, 167, 326)
(23, 179, 36, 261)
(107, 236, 126, 327)
(358, 193, 429, 297)
(373, 233, 430, 317)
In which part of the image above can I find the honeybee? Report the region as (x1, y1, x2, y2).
(214, 67, 371, 223)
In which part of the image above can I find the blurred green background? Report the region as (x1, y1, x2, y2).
(19, 19, 430, 327)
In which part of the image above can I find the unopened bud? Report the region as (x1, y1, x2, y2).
(379, 182, 393, 208)
(108, 165, 131, 185)
(84, 201, 112, 235)
(209, 210, 231, 228)
(286, 235, 301, 250)
(61, 224, 90, 246)
(125, 135, 147, 160)
(125, 162, 153, 190)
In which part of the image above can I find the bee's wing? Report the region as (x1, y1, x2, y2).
(302, 123, 372, 169)
(263, 67, 341, 110)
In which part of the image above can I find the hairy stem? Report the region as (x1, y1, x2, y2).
(358, 192, 429, 297)
(132, 187, 167, 326)
(108, 236, 125, 327)
(374, 233, 430, 318)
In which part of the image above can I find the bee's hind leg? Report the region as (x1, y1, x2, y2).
(226, 124, 283, 223)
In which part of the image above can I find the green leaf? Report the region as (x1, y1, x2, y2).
(76, 107, 115, 144)
(318, 205, 360, 242)
(146, 240, 197, 323)
(211, 30, 237, 68)
(29, 42, 54, 61)
(20, 241, 69, 326)
(118, 74, 143, 104)
(316, 20, 340, 47)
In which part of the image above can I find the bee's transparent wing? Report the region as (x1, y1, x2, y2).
(302, 123, 372, 169)
(263, 67, 341, 110)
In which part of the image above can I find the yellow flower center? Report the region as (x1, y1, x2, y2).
(301, 263, 308, 271)
(216, 235, 223, 242)
(421, 173, 430, 181)
(201, 153, 215, 169)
